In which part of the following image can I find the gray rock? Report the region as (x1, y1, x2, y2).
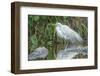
(28, 47, 48, 60)
(56, 46, 88, 59)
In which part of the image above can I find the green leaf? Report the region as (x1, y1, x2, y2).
(30, 35, 38, 45)
(47, 41, 52, 46)
(41, 16, 47, 20)
(33, 16, 40, 21)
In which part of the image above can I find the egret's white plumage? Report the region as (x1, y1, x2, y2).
(56, 23, 83, 44)
(55, 22, 87, 59)
(28, 47, 48, 60)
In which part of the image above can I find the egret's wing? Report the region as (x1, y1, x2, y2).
(62, 25, 83, 44)
(56, 25, 70, 40)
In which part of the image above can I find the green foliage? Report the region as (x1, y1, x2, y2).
(33, 16, 40, 21)
(28, 15, 88, 60)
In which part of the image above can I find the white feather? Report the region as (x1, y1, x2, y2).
(56, 23, 83, 44)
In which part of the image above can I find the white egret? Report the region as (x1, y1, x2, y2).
(55, 22, 87, 59)
(56, 23, 83, 46)
(28, 47, 48, 60)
